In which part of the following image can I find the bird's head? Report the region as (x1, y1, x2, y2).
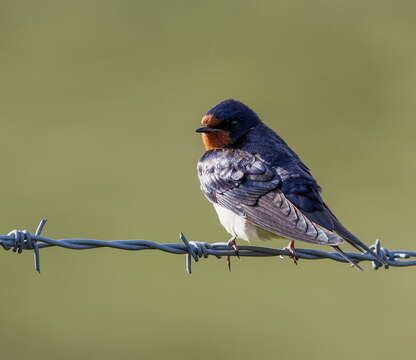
(195, 99, 261, 150)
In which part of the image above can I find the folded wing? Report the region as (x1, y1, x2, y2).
(197, 149, 343, 245)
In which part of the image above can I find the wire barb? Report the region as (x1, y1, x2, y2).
(1, 219, 47, 273)
(1, 219, 416, 274)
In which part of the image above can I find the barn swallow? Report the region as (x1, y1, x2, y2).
(196, 99, 385, 270)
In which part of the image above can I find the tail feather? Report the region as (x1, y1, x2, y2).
(331, 245, 363, 271)
(334, 224, 387, 266)
(323, 204, 387, 266)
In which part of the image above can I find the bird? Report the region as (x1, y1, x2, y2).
(196, 99, 384, 270)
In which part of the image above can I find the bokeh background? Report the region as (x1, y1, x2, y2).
(1, 1, 415, 359)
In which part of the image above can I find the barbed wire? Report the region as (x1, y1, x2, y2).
(0, 219, 414, 274)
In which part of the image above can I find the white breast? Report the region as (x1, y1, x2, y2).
(213, 204, 277, 242)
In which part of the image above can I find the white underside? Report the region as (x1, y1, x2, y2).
(213, 203, 280, 242)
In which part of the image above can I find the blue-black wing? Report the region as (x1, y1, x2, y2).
(280, 170, 376, 254)
(197, 149, 343, 245)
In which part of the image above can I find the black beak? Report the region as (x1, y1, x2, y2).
(195, 126, 221, 133)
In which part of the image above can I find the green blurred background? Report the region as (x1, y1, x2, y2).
(1, 1, 415, 359)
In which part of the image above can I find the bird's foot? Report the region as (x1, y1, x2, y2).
(227, 237, 240, 271)
(280, 240, 299, 265)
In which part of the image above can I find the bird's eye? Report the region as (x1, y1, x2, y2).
(231, 120, 238, 127)
(216, 119, 238, 131)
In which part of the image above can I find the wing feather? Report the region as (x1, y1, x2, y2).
(198, 149, 342, 245)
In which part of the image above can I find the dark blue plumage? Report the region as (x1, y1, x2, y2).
(197, 99, 385, 266)
(206, 99, 260, 125)
(235, 121, 335, 230)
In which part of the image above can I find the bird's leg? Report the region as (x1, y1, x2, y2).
(226, 236, 240, 271)
(281, 240, 299, 265)
(228, 237, 240, 258)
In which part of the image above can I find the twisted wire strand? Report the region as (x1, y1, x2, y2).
(0, 219, 414, 274)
